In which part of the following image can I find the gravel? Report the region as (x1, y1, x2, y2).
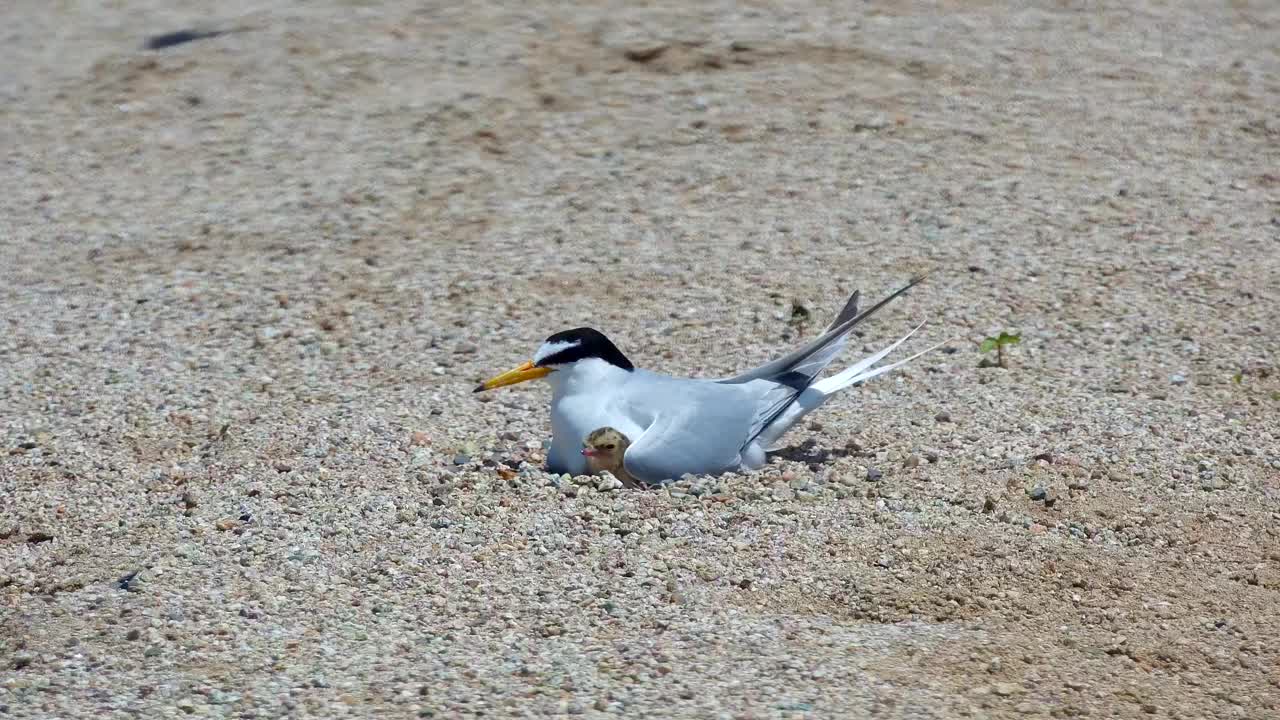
(3, 1, 1279, 719)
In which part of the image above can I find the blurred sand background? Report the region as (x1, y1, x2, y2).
(2, 1, 1279, 718)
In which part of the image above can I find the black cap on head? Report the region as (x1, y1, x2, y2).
(536, 328, 634, 371)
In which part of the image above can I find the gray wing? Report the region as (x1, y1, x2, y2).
(620, 380, 760, 484)
(718, 289, 859, 385)
(721, 277, 925, 387)
(724, 277, 927, 445)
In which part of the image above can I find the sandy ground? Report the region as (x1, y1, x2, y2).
(3, 1, 1279, 718)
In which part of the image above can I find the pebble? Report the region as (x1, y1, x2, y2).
(1027, 486, 1047, 501)
(866, 467, 883, 481)
(903, 454, 921, 469)
(1170, 373, 1187, 385)
(452, 454, 470, 465)
(935, 411, 952, 423)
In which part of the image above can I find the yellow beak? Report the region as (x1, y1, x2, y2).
(473, 361, 552, 392)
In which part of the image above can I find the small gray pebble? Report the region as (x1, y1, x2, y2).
(866, 467, 883, 481)
(1028, 486, 1047, 501)
(452, 454, 470, 465)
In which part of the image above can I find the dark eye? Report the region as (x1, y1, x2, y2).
(605, 444, 615, 450)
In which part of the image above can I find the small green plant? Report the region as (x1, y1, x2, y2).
(979, 331, 1021, 368)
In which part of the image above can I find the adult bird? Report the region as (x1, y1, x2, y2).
(474, 276, 938, 484)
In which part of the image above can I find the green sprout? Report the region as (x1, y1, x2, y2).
(979, 331, 1021, 368)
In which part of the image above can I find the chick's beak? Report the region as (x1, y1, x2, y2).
(473, 361, 552, 392)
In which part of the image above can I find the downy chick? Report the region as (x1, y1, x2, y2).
(581, 427, 643, 489)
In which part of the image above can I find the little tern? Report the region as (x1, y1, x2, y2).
(581, 427, 644, 489)
(474, 276, 938, 484)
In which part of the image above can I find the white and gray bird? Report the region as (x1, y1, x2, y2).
(474, 277, 941, 484)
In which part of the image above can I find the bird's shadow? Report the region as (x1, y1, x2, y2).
(770, 438, 854, 467)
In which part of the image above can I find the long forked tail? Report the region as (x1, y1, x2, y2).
(736, 276, 927, 448)
(753, 320, 949, 451)
(722, 275, 926, 387)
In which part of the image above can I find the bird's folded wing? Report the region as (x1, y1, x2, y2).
(621, 383, 757, 484)
(716, 289, 858, 385)
(717, 276, 923, 386)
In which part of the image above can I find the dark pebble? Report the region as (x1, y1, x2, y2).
(452, 454, 470, 465)
(866, 467, 883, 481)
(26, 532, 54, 544)
(1028, 486, 1047, 501)
(935, 411, 952, 423)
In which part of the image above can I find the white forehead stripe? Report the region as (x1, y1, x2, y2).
(533, 339, 579, 365)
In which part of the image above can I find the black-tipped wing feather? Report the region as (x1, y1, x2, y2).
(725, 276, 927, 447)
